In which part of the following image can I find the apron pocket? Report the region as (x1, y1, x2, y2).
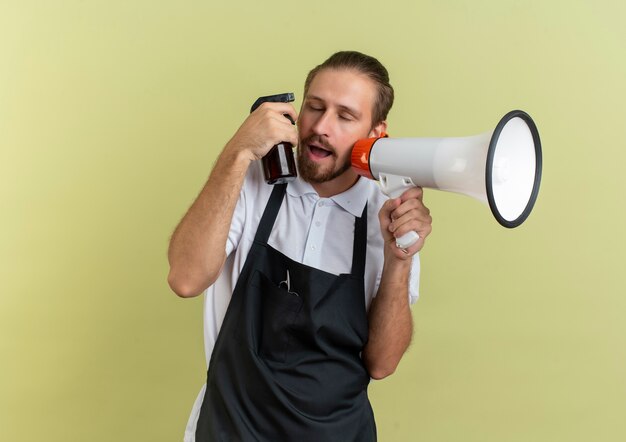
(257, 270, 303, 363)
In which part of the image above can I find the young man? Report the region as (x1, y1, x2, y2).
(168, 51, 433, 441)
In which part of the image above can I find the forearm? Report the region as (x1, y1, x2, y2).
(167, 144, 252, 297)
(362, 257, 413, 379)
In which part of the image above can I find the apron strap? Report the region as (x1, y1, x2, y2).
(254, 183, 287, 244)
(351, 202, 368, 279)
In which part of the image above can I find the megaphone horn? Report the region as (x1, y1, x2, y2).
(351, 110, 542, 249)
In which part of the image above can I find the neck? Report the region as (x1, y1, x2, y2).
(310, 170, 360, 198)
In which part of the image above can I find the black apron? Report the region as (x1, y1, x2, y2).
(195, 184, 376, 442)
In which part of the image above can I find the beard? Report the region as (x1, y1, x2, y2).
(296, 135, 352, 184)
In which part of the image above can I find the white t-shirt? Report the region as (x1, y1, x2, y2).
(184, 161, 420, 441)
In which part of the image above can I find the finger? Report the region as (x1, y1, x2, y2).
(389, 236, 423, 259)
(399, 186, 423, 202)
(265, 115, 299, 146)
(401, 237, 425, 256)
(379, 198, 401, 225)
(392, 215, 432, 242)
(378, 198, 402, 243)
(390, 201, 431, 227)
(256, 102, 299, 123)
(285, 124, 299, 146)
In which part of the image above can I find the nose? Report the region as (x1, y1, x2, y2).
(311, 110, 333, 137)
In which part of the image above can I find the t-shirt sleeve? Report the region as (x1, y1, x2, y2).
(224, 170, 253, 257)
(225, 190, 246, 257)
(224, 161, 267, 257)
(408, 253, 420, 305)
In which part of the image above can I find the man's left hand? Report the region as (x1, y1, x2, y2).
(378, 186, 432, 260)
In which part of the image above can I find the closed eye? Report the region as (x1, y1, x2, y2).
(306, 103, 324, 112)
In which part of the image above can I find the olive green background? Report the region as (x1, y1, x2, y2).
(1, 0, 625, 441)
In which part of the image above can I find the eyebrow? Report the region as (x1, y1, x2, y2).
(306, 95, 362, 119)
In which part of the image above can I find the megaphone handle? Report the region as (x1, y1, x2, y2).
(379, 173, 420, 249)
(395, 231, 420, 249)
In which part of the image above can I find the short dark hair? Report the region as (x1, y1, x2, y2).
(304, 51, 394, 126)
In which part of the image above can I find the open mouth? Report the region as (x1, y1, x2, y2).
(308, 144, 333, 159)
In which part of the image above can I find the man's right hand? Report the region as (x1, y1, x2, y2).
(226, 102, 299, 162)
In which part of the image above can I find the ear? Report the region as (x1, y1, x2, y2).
(368, 120, 388, 138)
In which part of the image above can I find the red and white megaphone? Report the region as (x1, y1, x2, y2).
(351, 110, 542, 248)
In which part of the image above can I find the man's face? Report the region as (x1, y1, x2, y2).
(297, 68, 382, 185)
